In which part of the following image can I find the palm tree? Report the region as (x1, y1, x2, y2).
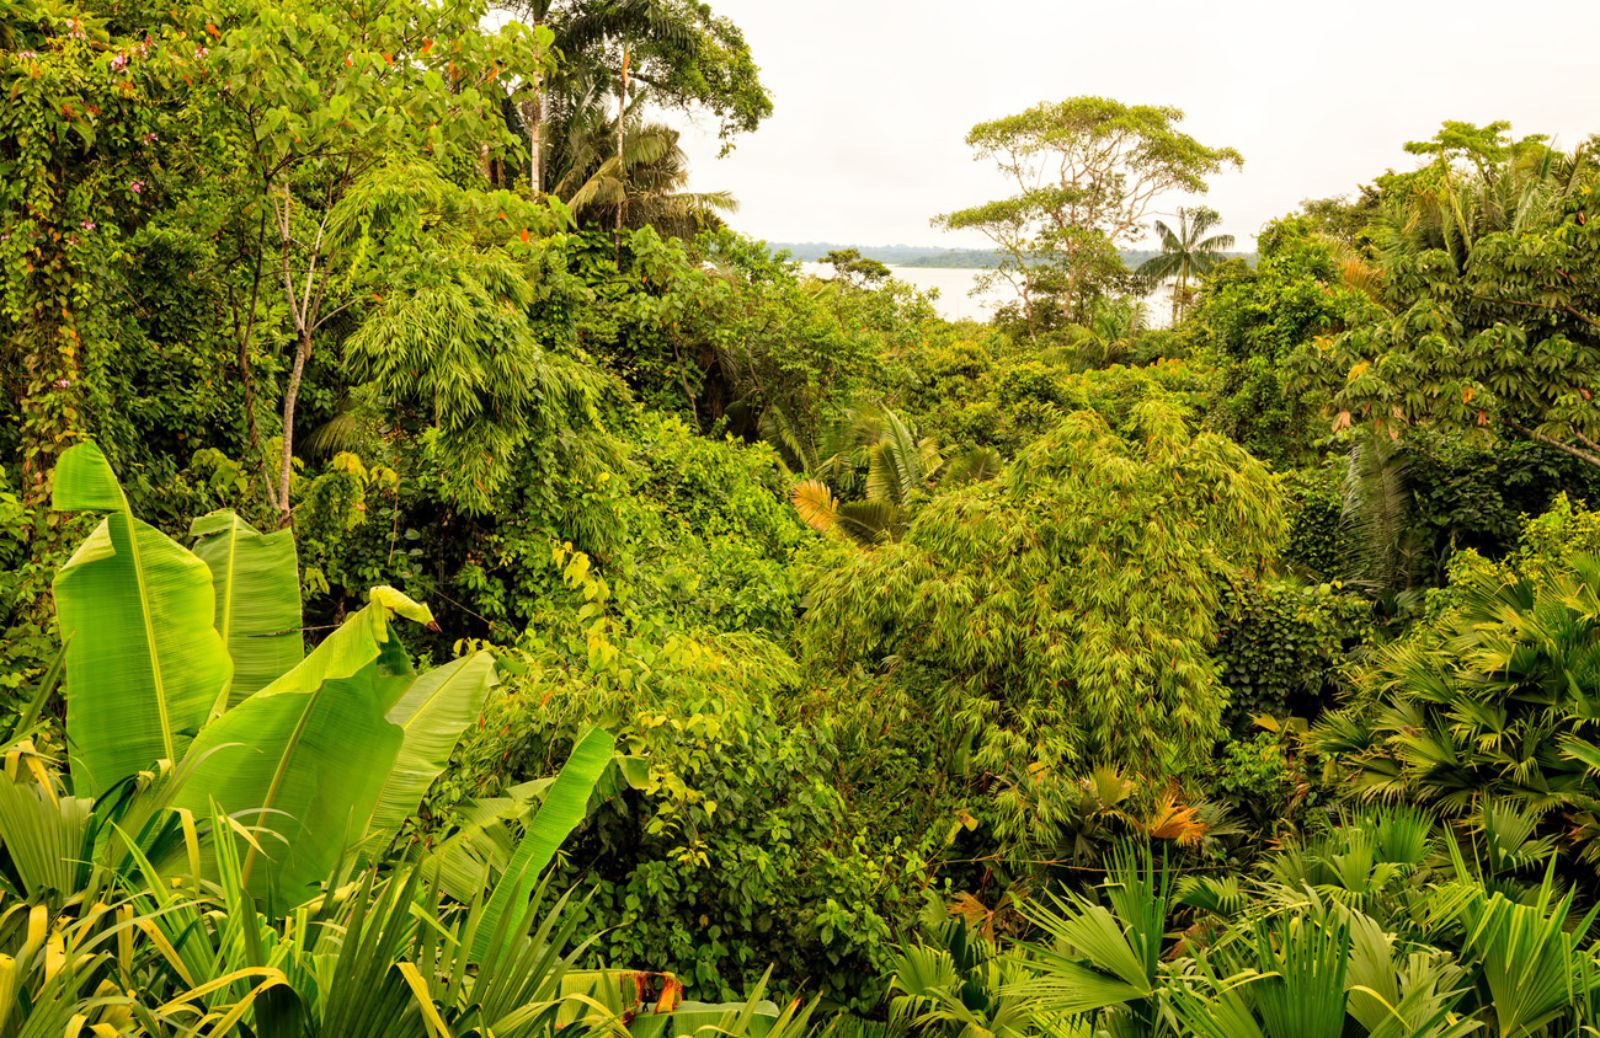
(502, 0, 767, 197)
(1079, 294, 1146, 368)
(789, 404, 945, 545)
(1136, 207, 1235, 325)
(502, 0, 695, 192)
(552, 89, 736, 236)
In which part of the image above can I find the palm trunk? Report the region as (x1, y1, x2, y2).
(529, 96, 542, 193)
(614, 49, 629, 233)
(1172, 258, 1189, 326)
(527, 28, 544, 194)
(513, 92, 543, 193)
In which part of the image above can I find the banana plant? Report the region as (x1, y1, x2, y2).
(117, 804, 601, 1037)
(52, 443, 232, 798)
(190, 511, 303, 709)
(45, 443, 528, 905)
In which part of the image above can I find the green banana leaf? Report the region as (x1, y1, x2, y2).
(364, 650, 499, 848)
(427, 778, 554, 903)
(172, 590, 431, 903)
(190, 510, 303, 709)
(631, 1001, 783, 1038)
(472, 726, 614, 962)
(52, 443, 231, 797)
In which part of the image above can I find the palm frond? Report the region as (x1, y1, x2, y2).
(791, 479, 840, 534)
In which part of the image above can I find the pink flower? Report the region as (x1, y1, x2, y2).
(53, 378, 72, 389)
(110, 53, 128, 72)
(17, 50, 37, 60)
(141, 132, 158, 145)
(193, 45, 208, 60)
(129, 179, 144, 194)
(80, 219, 96, 231)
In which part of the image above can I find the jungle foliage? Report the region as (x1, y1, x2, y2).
(6, 0, 1600, 1030)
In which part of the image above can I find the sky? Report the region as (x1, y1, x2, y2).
(672, 0, 1600, 251)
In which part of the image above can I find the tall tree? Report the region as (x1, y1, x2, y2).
(201, 0, 553, 524)
(934, 97, 1242, 337)
(552, 87, 737, 236)
(507, 0, 771, 197)
(820, 248, 891, 288)
(1136, 206, 1235, 324)
(1293, 122, 1600, 470)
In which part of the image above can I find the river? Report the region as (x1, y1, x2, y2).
(800, 263, 1175, 327)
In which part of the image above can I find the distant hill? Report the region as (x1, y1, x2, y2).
(770, 242, 1256, 270)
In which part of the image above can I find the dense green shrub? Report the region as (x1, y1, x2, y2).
(798, 394, 1285, 888)
(1402, 434, 1600, 576)
(450, 410, 803, 644)
(447, 581, 923, 1010)
(1280, 463, 1347, 577)
(1212, 577, 1368, 730)
(1188, 217, 1378, 467)
(0, 475, 57, 723)
(896, 332, 1211, 462)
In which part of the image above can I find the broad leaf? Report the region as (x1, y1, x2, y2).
(191, 511, 303, 708)
(365, 651, 498, 847)
(172, 592, 427, 902)
(53, 443, 230, 796)
(427, 778, 552, 903)
(473, 726, 614, 962)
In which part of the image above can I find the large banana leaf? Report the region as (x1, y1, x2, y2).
(427, 778, 553, 902)
(172, 591, 431, 903)
(191, 510, 303, 708)
(52, 443, 231, 796)
(364, 650, 499, 848)
(473, 726, 614, 962)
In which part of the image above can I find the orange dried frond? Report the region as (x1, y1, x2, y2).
(791, 479, 839, 533)
(1144, 791, 1208, 846)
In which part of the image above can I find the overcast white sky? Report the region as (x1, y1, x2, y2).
(673, 0, 1600, 251)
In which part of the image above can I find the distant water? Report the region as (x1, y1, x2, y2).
(800, 262, 1175, 327)
(800, 263, 1004, 322)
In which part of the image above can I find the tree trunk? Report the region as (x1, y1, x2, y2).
(615, 50, 629, 233)
(529, 96, 543, 194)
(1171, 265, 1184, 327)
(529, 15, 545, 194)
(275, 331, 312, 528)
